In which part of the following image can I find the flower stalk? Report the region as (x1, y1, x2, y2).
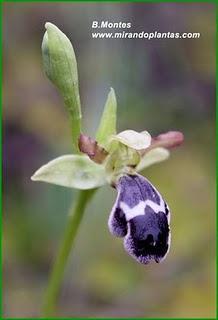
(42, 189, 95, 317)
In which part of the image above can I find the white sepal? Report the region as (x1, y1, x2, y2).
(111, 130, 151, 150)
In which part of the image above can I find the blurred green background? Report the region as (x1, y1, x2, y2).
(3, 2, 215, 318)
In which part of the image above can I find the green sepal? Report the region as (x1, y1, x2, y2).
(31, 155, 107, 190)
(137, 147, 170, 172)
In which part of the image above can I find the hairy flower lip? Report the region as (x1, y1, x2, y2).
(108, 174, 171, 265)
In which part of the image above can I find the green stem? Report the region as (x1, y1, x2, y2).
(42, 189, 96, 317)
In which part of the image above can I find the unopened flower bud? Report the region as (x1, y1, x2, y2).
(42, 22, 81, 152)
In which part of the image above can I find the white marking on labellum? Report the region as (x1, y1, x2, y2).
(120, 198, 166, 221)
(120, 201, 145, 221)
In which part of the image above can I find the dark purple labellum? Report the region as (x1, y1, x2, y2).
(108, 174, 170, 265)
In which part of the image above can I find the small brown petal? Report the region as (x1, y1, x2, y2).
(79, 134, 108, 164)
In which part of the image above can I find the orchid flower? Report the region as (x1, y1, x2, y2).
(32, 22, 184, 318)
(31, 23, 186, 316)
(32, 103, 183, 264)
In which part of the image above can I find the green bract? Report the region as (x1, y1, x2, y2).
(42, 22, 81, 152)
(96, 88, 117, 149)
